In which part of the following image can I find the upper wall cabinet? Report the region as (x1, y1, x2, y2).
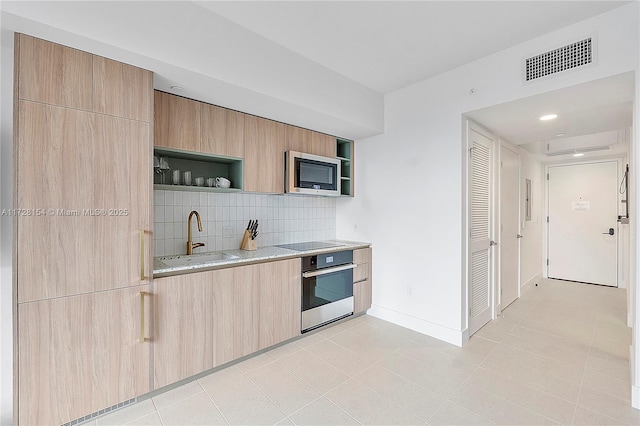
(201, 103, 245, 158)
(153, 91, 354, 195)
(93, 56, 153, 122)
(154, 91, 200, 152)
(313, 131, 338, 158)
(244, 115, 285, 193)
(18, 34, 93, 110)
(285, 125, 335, 158)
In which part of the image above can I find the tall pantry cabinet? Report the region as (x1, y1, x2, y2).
(13, 34, 153, 425)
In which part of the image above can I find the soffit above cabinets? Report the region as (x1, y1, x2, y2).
(1, 1, 631, 140)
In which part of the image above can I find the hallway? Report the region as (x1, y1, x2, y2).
(475, 278, 633, 424)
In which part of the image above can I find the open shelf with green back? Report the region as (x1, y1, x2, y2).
(153, 147, 243, 192)
(336, 138, 354, 196)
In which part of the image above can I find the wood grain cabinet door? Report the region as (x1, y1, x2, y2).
(16, 101, 151, 301)
(153, 275, 214, 388)
(153, 91, 200, 151)
(285, 125, 336, 158)
(93, 55, 152, 121)
(201, 103, 244, 158)
(18, 285, 151, 426)
(18, 34, 93, 110)
(232, 264, 261, 358)
(312, 131, 337, 158)
(258, 259, 301, 349)
(244, 115, 285, 193)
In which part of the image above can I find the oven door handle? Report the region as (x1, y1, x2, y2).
(302, 263, 357, 278)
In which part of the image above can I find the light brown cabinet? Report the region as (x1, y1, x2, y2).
(201, 103, 245, 158)
(244, 115, 285, 193)
(353, 248, 372, 314)
(18, 34, 93, 110)
(154, 90, 200, 152)
(154, 259, 300, 389)
(154, 92, 347, 194)
(17, 101, 152, 301)
(93, 55, 153, 121)
(153, 273, 215, 388)
(15, 34, 153, 425)
(285, 124, 335, 158)
(258, 258, 301, 349)
(154, 92, 245, 159)
(18, 285, 151, 425)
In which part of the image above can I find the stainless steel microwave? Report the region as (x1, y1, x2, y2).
(285, 151, 341, 196)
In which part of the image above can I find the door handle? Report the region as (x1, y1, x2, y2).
(602, 228, 615, 235)
(140, 291, 150, 343)
(302, 263, 357, 278)
(516, 234, 523, 239)
(489, 241, 497, 246)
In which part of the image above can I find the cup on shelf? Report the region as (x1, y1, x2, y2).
(183, 171, 192, 186)
(206, 177, 216, 187)
(215, 177, 231, 189)
(172, 170, 181, 185)
(195, 177, 204, 187)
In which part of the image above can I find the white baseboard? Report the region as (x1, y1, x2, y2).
(367, 304, 464, 347)
(632, 385, 640, 410)
(521, 272, 543, 294)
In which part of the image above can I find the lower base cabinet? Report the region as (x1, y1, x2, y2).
(18, 285, 151, 425)
(154, 258, 300, 389)
(353, 248, 372, 314)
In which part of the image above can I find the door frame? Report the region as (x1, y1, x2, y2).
(463, 119, 499, 340)
(498, 141, 522, 312)
(543, 157, 624, 285)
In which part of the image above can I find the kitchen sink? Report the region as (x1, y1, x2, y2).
(158, 252, 239, 267)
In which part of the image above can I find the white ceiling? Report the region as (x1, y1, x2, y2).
(466, 72, 635, 144)
(0, 1, 633, 141)
(199, 1, 630, 94)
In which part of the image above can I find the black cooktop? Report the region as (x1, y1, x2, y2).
(275, 241, 344, 251)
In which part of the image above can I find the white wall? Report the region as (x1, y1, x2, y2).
(336, 3, 639, 346)
(520, 150, 544, 289)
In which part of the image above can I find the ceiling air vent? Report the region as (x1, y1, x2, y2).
(525, 37, 593, 82)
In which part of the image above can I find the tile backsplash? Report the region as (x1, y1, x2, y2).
(153, 190, 336, 256)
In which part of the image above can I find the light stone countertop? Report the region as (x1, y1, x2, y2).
(153, 240, 371, 278)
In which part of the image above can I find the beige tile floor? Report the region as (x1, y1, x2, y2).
(91, 278, 635, 425)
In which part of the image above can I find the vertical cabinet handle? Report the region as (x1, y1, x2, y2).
(140, 291, 150, 343)
(140, 230, 146, 282)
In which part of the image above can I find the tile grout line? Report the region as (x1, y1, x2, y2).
(331, 347, 437, 425)
(456, 285, 581, 424)
(197, 378, 231, 426)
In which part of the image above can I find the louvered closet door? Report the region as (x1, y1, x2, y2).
(468, 128, 494, 336)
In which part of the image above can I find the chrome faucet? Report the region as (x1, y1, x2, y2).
(187, 210, 205, 255)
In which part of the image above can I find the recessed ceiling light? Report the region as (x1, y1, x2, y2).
(573, 152, 584, 157)
(170, 85, 184, 92)
(540, 114, 558, 121)
(554, 132, 565, 137)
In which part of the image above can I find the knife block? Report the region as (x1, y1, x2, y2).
(240, 230, 257, 251)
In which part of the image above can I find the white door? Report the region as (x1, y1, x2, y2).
(548, 161, 618, 287)
(469, 128, 494, 335)
(500, 146, 520, 308)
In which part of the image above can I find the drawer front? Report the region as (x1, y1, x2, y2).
(353, 247, 371, 265)
(353, 262, 369, 283)
(353, 279, 372, 314)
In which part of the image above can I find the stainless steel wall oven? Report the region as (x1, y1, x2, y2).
(301, 250, 355, 332)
